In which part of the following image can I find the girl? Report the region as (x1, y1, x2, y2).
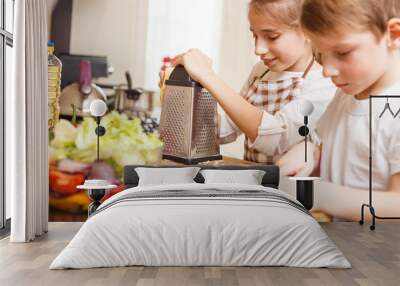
(170, 0, 336, 165)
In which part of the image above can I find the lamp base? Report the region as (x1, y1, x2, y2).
(87, 188, 106, 216)
(296, 180, 314, 210)
(289, 177, 319, 210)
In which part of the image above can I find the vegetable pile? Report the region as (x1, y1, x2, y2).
(48, 112, 163, 213)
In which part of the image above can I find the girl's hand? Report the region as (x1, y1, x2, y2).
(276, 141, 320, 177)
(172, 49, 215, 85)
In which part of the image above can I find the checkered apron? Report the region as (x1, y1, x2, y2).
(243, 60, 314, 163)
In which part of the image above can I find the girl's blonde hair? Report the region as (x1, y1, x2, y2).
(249, 0, 304, 28)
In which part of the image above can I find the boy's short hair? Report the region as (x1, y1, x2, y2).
(301, 0, 400, 39)
(249, 0, 304, 28)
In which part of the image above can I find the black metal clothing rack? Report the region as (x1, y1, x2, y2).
(360, 95, 400, 230)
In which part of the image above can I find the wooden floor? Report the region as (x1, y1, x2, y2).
(0, 222, 399, 286)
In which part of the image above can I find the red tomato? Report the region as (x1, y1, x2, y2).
(101, 185, 125, 202)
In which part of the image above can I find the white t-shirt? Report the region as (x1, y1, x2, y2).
(316, 82, 400, 191)
(219, 61, 337, 159)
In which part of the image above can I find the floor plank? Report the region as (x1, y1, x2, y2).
(0, 222, 399, 286)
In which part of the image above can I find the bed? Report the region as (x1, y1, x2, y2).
(50, 165, 350, 269)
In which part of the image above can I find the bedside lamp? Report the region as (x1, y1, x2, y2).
(289, 99, 319, 210)
(89, 99, 107, 161)
(298, 99, 314, 162)
(78, 99, 116, 216)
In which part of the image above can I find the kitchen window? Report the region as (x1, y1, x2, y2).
(0, 0, 14, 233)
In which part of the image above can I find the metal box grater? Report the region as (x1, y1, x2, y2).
(159, 65, 222, 164)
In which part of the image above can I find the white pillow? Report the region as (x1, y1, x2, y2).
(200, 169, 266, 185)
(135, 167, 201, 186)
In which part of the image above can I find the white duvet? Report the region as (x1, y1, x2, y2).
(50, 183, 351, 269)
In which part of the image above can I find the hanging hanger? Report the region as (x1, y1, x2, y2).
(379, 97, 395, 118)
(394, 102, 400, 118)
(394, 107, 400, 118)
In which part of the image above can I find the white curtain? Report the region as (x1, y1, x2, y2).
(8, 0, 48, 242)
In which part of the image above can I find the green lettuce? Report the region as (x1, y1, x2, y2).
(49, 112, 163, 178)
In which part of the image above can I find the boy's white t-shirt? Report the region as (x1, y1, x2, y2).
(219, 61, 337, 159)
(316, 82, 400, 191)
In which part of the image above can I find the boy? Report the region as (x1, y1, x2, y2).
(278, 0, 400, 220)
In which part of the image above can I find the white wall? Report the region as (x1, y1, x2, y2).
(70, 0, 141, 85)
(46, 0, 58, 40)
